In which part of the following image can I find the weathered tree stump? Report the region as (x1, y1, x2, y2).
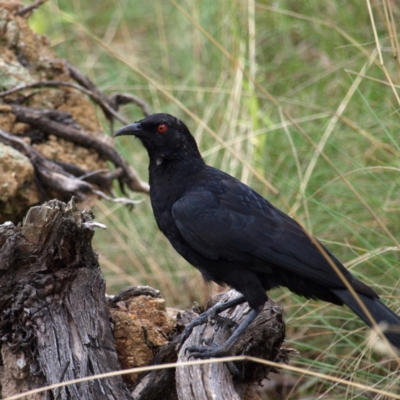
(0, 199, 288, 399)
(0, 198, 131, 399)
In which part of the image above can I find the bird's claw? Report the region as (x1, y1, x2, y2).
(181, 312, 237, 345)
(186, 344, 242, 380)
(186, 342, 229, 359)
(226, 361, 243, 380)
(180, 313, 209, 345)
(185, 341, 242, 379)
(184, 340, 217, 356)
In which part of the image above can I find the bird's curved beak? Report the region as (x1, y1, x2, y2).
(114, 122, 142, 137)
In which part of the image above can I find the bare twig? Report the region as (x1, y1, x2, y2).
(55, 162, 123, 192)
(0, 128, 91, 201)
(0, 128, 146, 205)
(92, 190, 143, 207)
(0, 77, 152, 123)
(108, 93, 151, 117)
(0, 62, 151, 124)
(66, 61, 108, 99)
(14, 0, 48, 17)
(9, 105, 149, 194)
(66, 62, 151, 119)
(0, 81, 129, 124)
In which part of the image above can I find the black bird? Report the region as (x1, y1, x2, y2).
(114, 113, 400, 357)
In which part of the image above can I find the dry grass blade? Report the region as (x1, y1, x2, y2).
(366, 0, 400, 106)
(4, 356, 400, 400)
(290, 50, 378, 216)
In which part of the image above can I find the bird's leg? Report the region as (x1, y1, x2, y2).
(186, 305, 263, 359)
(180, 295, 247, 346)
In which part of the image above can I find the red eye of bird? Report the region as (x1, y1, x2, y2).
(157, 124, 167, 134)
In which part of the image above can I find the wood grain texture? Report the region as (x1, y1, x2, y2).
(0, 198, 131, 399)
(176, 290, 286, 400)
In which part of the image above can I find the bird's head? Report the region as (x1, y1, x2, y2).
(114, 113, 202, 163)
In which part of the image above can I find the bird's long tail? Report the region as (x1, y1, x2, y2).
(332, 289, 400, 349)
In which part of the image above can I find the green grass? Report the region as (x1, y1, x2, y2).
(29, 0, 400, 398)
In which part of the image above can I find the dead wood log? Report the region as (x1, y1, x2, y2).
(175, 291, 286, 400)
(0, 198, 131, 399)
(129, 291, 287, 400)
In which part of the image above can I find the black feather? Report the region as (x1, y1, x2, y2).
(114, 113, 400, 354)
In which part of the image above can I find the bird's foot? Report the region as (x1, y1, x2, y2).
(185, 341, 243, 379)
(180, 311, 234, 345)
(180, 310, 238, 347)
(180, 296, 246, 347)
(186, 341, 229, 359)
(179, 313, 210, 345)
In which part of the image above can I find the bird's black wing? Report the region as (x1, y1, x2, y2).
(172, 169, 374, 295)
